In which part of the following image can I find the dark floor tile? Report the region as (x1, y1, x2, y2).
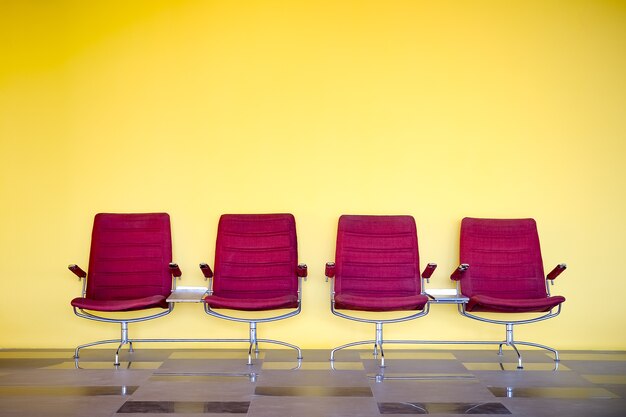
(502, 398, 626, 417)
(117, 400, 250, 413)
(472, 370, 594, 388)
(378, 401, 511, 414)
(370, 379, 496, 403)
(254, 386, 373, 397)
(131, 378, 255, 402)
(157, 358, 262, 374)
(258, 369, 370, 387)
(0, 396, 127, 417)
(246, 396, 379, 417)
(363, 358, 469, 374)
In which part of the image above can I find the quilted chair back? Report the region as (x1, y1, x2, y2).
(459, 217, 547, 300)
(334, 215, 422, 298)
(86, 213, 173, 301)
(212, 214, 299, 303)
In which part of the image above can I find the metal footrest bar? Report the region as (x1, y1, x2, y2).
(74, 337, 303, 366)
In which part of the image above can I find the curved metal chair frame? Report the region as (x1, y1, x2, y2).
(72, 303, 174, 365)
(456, 301, 563, 369)
(69, 261, 182, 366)
(203, 281, 304, 366)
(329, 295, 431, 368)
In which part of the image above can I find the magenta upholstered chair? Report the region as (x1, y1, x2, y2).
(451, 217, 566, 368)
(69, 213, 181, 365)
(325, 215, 436, 367)
(200, 214, 307, 365)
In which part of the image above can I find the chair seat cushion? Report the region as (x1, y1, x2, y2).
(466, 295, 566, 313)
(334, 294, 429, 312)
(204, 294, 299, 311)
(71, 295, 168, 312)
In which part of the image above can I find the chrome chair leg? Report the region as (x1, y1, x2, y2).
(376, 322, 386, 368)
(74, 339, 119, 359)
(515, 340, 560, 362)
(508, 342, 523, 369)
(114, 341, 128, 366)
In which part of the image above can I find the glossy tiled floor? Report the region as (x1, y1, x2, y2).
(1, 348, 625, 416)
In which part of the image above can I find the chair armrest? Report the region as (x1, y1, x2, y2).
(325, 262, 335, 282)
(68, 264, 86, 279)
(547, 263, 567, 280)
(199, 263, 214, 279)
(422, 263, 437, 279)
(169, 263, 182, 278)
(297, 263, 308, 278)
(450, 263, 469, 281)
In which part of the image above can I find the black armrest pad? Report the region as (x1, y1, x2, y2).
(450, 263, 469, 281)
(422, 263, 437, 279)
(199, 263, 214, 278)
(547, 263, 567, 280)
(169, 263, 182, 278)
(68, 264, 86, 278)
(325, 262, 336, 278)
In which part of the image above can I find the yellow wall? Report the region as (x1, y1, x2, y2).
(1, 0, 625, 350)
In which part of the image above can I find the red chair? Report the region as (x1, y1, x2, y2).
(325, 215, 436, 367)
(69, 213, 181, 365)
(200, 214, 307, 365)
(451, 217, 566, 369)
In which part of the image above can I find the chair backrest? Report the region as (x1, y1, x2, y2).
(334, 215, 422, 297)
(86, 213, 173, 300)
(459, 217, 547, 299)
(212, 214, 299, 299)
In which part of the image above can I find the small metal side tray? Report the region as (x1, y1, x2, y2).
(425, 288, 469, 304)
(166, 286, 210, 303)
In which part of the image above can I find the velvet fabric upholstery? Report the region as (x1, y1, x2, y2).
(204, 214, 299, 311)
(333, 215, 428, 312)
(459, 218, 565, 313)
(71, 213, 172, 312)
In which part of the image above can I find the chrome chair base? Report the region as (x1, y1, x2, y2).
(329, 322, 559, 370)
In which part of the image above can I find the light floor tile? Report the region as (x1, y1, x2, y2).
(582, 374, 626, 384)
(463, 362, 570, 371)
(559, 353, 626, 361)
